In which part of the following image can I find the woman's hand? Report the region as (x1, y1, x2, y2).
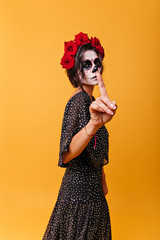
(89, 72, 118, 127)
(103, 184, 108, 196)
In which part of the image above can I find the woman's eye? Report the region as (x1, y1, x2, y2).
(82, 60, 92, 69)
(83, 64, 90, 69)
(94, 59, 102, 68)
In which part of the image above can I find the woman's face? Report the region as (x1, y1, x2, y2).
(81, 50, 102, 86)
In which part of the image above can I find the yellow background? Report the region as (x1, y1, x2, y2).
(0, 0, 159, 239)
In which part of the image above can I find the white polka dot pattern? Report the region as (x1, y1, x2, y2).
(42, 90, 112, 239)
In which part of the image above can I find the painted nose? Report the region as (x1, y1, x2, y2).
(92, 66, 98, 73)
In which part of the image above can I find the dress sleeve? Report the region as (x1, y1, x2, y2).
(58, 93, 86, 168)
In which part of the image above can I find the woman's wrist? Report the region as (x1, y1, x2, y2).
(86, 119, 101, 135)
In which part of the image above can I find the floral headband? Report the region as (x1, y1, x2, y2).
(60, 32, 105, 70)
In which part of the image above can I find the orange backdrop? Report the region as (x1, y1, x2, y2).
(0, 0, 159, 239)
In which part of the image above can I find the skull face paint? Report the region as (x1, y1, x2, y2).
(81, 50, 102, 86)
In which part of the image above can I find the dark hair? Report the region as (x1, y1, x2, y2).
(66, 43, 104, 88)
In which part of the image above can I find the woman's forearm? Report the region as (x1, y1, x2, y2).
(62, 119, 100, 164)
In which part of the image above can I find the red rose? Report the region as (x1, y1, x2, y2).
(91, 37, 101, 48)
(64, 41, 78, 56)
(91, 37, 104, 59)
(60, 54, 75, 70)
(96, 45, 105, 59)
(74, 32, 90, 46)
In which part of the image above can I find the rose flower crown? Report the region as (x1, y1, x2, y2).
(60, 32, 105, 70)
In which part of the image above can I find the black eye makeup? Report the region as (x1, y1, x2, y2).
(82, 58, 102, 71)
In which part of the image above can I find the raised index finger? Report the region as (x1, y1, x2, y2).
(96, 72, 109, 98)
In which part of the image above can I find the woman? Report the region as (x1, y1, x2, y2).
(43, 32, 117, 240)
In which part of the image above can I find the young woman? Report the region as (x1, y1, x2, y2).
(43, 32, 118, 240)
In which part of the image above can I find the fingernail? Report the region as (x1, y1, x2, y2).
(107, 109, 113, 115)
(110, 103, 116, 109)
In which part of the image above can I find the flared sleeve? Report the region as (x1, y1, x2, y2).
(58, 93, 86, 168)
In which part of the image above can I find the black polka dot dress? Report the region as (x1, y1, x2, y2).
(42, 90, 112, 240)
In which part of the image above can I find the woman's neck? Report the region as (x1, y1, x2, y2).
(78, 85, 94, 100)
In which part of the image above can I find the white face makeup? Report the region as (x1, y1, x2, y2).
(81, 50, 102, 86)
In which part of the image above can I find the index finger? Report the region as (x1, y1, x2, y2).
(96, 72, 109, 98)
